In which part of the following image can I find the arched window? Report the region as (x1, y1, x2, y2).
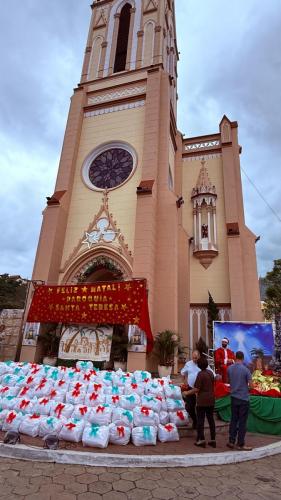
(114, 3, 131, 73)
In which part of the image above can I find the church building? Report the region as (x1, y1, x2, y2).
(20, 0, 262, 369)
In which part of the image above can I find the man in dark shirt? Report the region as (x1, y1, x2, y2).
(227, 351, 253, 451)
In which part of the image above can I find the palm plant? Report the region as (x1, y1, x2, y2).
(153, 330, 179, 366)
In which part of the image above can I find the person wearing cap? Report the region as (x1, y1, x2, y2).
(214, 337, 235, 383)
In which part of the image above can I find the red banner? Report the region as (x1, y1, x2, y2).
(27, 279, 153, 351)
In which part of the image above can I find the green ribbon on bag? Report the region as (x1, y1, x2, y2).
(174, 400, 182, 407)
(123, 410, 133, 423)
(46, 417, 55, 428)
(143, 426, 151, 440)
(112, 386, 119, 394)
(51, 370, 58, 380)
(126, 395, 135, 403)
(90, 424, 100, 437)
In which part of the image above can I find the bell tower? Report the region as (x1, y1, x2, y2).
(22, 0, 188, 368)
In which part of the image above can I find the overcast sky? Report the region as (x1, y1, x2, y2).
(0, 0, 280, 279)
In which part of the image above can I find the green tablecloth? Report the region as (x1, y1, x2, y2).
(215, 395, 281, 435)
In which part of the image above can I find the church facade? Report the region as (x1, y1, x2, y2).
(20, 0, 262, 369)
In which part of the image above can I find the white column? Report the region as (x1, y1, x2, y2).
(207, 211, 211, 243)
(197, 309, 201, 341)
(213, 212, 217, 244)
(189, 309, 193, 352)
(194, 213, 197, 246)
(198, 212, 202, 245)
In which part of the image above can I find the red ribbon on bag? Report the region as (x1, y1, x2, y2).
(79, 406, 88, 416)
(90, 392, 98, 401)
(141, 406, 150, 416)
(165, 424, 174, 432)
(6, 412, 16, 424)
(58, 380, 65, 387)
(156, 396, 163, 402)
(65, 423, 76, 430)
(40, 398, 49, 406)
(30, 414, 40, 419)
(26, 376, 34, 385)
(177, 411, 185, 421)
(74, 368, 81, 373)
(50, 390, 57, 398)
(112, 396, 119, 403)
(31, 367, 40, 375)
(72, 389, 81, 398)
(20, 399, 30, 409)
(60, 366, 67, 372)
(143, 378, 149, 384)
(20, 387, 29, 396)
(84, 373, 91, 382)
(74, 382, 82, 391)
(0, 386, 9, 394)
(117, 426, 125, 437)
(55, 403, 65, 417)
(131, 383, 138, 389)
(97, 405, 105, 413)
(37, 378, 47, 390)
(90, 370, 97, 376)
(158, 379, 165, 386)
(94, 384, 102, 392)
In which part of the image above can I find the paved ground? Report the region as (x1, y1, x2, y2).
(0, 454, 281, 500)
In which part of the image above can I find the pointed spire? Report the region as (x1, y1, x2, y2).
(192, 160, 216, 197)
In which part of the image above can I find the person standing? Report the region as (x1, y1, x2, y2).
(214, 337, 235, 382)
(227, 351, 253, 451)
(183, 356, 216, 448)
(181, 350, 200, 429)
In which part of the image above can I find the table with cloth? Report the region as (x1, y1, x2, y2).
(215, 382, 281, 436)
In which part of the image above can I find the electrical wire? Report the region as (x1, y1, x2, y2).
(241, 166, 281, 225)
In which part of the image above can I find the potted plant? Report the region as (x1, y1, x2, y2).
(38, 324, 60, 366)
(153, 330, 180, 377)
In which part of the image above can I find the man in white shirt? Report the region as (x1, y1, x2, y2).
(181, 350, 201, 428)
(181, 350, 215, 429)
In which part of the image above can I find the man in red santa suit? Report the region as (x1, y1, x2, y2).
(214, 337, 235, 383)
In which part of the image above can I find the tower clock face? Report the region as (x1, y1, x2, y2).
(88, 148, 134, 190)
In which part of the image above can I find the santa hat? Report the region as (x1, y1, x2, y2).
(222, 337, 229, 344)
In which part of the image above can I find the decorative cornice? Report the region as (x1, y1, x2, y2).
(84, 100, 145, 117)
(88, 86, 146, 105)
(183, 154, 222, 162)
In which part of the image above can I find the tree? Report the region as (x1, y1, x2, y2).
(264, 259, 281, 371)
(207, 291, 220, 347)
(0, 274, 27, 310)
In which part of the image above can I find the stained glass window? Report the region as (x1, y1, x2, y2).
(88, 148, 134, 189)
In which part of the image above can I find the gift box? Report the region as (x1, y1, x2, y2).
(158, 423, 179, 442)
(109, 424, 131, 445)
(132, 426, 157, 446)
(82, 423, 109, 448)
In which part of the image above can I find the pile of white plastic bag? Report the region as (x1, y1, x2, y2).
(0, 360, 188, 448)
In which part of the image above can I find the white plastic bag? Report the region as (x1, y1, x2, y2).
(104, 385, 124, 396)
(159, 411, 170, 425)
(39, 415, 65, 437)
(59, 419, 85, 443)
(166, 398, 185, 412)
(53, 380, 69, 392)
(88, 405, 112, 426)
(141, 395, 162, 413)
(146, 381, 164, 396)
(133, 406, 157, 427)
(134, 371, 152, 383)
(158, 423, 179, 442)
(164, 384, 182, 400)
(85, 391, 105, 407)
(1, 396, 19, 410)
(51, 402, 74, 419)
(34, 380, 53, 398)
(72, 405, 91, 421)
(120, 394, 140, 410)
(169, 409, 189, 427)
(33, 397, 52, 416)
(76, 361, 93, 372)
(0, 385, 20, 397)
(66, 389, 85, 406)
(15, 398, 34, 414)
(132, 426, 157, 446)
(47, 388, 66, 402)
(109, 424, 131, 445)
(105, 394, 121, 407)
(87, 382, 104, 394)
(2, 411, 23, 432)
(82, 423, 109, 448)
(112, 407, 134, 428)
(18, 386, 35, 399)
(0, 409, 9, 429)
(19, 414, 42, 437)
(125, 382, 145, 397)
